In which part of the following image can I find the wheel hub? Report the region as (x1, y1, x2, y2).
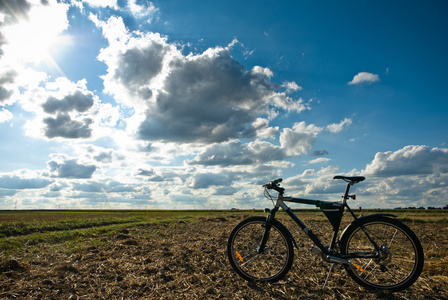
(375, 245, 392, 270)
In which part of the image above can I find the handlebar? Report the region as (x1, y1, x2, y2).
(263, 178, 285, 194)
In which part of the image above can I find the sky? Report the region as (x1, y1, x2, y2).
(0, 0, 447, 210)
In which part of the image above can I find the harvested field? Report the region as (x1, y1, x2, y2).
(0, 211, 447, 299)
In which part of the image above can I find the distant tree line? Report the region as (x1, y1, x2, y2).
(394, 205, 448, 210)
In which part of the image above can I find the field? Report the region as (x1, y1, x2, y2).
(0, 209, 447, 299)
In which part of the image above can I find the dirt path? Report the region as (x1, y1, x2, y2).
(1, 216, 447, 299)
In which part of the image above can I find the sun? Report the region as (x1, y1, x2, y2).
(2, 2, 70, 64)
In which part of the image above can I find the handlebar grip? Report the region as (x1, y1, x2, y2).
(263, 178, 284, 193)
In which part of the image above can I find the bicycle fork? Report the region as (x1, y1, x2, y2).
(257, 207, 278, 254)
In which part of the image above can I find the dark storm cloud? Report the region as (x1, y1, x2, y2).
(42, 91, 94, 114)
(0, 71, 15, 85)
(114, 44, 166, 93)
(310, 150, 329, 156)
(0, 86, 12, 102)
(43, 113, 93, 139)
(47, 158, 97, 179)
(137, 51, 278, 143)
(0, 71, 17, 103)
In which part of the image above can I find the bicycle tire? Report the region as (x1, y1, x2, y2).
(340, 216, 424, 291)
(227, 216, 294, 282)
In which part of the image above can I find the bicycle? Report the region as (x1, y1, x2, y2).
(227, 176, 424, 292)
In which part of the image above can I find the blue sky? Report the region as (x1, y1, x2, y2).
(0, 0, 447, 209)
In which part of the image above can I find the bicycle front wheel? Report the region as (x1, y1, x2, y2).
(340, 216, 424, 291)
(227, 216, 294, 282)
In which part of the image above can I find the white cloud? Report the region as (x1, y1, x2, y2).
(0, 108, 12, 123)
(276, 144, 448, 208)
(45, 154, 97, 179)
(251, 65, 273, 78)
(308, 157, 331, 164)
(136, 167, 164, 182)
(326, 117, 352, 133)
(137, 52, 302, 143)
(128, 0, 158, 22)
(281, 81, 302, 92)
(188, 172, 234, 189)
(284, 169, 315, 186)
(250, 118, 279, 139)
(279, 121, 323, 156)
(89, 14, 129, 45)
(348, 72, 380, 85)
(187, 140, 285, 167)
(340, 145, 448, 207)
(83, 0, 118, 8)
(94, 16, 309, 144)
(74, 144, 116, 164)
(272, 94, 310, 113)
(0, 189, 18, 198)
(364, 145, 448, 176)
(294, 165, 341, 195)
(0, 170, 52, 190)
(22, 78, 101, 140)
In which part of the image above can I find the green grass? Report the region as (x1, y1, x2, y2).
(1, 209, 446, 257)
(0, 212, 196, 257)
(0, 216, 150, 238)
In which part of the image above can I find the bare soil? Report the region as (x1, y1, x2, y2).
(1, 216, 447, 299)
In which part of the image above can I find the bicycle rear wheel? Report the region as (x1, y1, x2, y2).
(227, 216, 294, 282)
(340, 216, 423, 291)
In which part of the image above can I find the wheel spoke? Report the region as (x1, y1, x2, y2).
(228, 217, 294, 282)
(341, 218, 423, 291)
(387, 229, 398, 248)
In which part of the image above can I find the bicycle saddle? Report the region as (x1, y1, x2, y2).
(333, 175, 365, 183)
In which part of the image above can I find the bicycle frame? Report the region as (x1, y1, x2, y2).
(261, 181, 381, 260)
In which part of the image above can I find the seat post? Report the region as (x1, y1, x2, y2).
(342, 182, 353, 205)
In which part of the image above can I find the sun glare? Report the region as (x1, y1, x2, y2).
(3, 2, 70, 64)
